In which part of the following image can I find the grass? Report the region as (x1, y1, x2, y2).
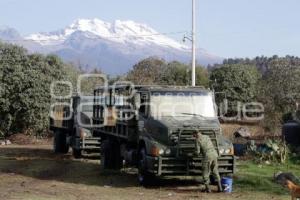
(234, 157, 300, 195)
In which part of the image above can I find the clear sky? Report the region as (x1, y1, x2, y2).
(0, 0, 299, 58)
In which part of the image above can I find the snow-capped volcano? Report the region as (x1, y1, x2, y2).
(1, 18, 222, 74)
(26, 18, 188, 50)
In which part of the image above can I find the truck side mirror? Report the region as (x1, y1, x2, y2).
(135, 94, 141, 109)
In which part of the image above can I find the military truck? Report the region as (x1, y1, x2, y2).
(92, 85, 235, 185)
(50, 95, 101, 158)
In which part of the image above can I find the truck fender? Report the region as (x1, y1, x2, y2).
(138, 137, 154, 155)
(74, 126, 81, 137)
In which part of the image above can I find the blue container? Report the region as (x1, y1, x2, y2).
(221, 177, 233, 193)
(233, 144, 246, 156)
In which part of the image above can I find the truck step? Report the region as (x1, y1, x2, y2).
(82, 141, 101, 145)
(82, 146, 101, 150)
(84, 137, 100, 140)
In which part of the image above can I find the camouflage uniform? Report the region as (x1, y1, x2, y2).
(195, 132, 221, 191)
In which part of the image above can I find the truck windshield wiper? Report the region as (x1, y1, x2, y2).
(180, 113, 208, 119)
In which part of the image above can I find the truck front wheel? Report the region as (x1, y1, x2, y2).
(53, 130, 69, 154)
(72, 148, 82, 159)
(138, 148, 155, 186)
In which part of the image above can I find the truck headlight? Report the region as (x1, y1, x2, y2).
(165, 148, 171, 155)
(80, 128, 90, 139)
(150, 146, 170, 156)
(229, 147, 234, 155)
(151, 146, 164, 156)
(219, 148, 225, 154)
(159, 149, 164, 155)
(220, 147, 234, 155)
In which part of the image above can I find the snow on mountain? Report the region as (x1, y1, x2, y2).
(1, 19, 223, 74)
(25, 18, 188, 50)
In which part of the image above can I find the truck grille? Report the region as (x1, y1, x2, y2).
(173, 129, 219, 156)
(178, 130, 196, 156)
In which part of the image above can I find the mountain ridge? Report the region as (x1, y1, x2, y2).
(0, 18, 223, 74)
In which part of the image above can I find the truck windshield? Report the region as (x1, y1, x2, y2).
(80, 97, 94, 112)
(150, 91, 217, 119)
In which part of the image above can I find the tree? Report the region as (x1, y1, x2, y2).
(258, 59, 300, 131)
(210, 64, 260, 103)
(0, 43, 30, 136)
(160, 61, 189, 85)
(195, 65, 209, 87)
(0, 43, 77, 136)
(126, 57, 166, 85)
(161, 61, 209, 86)
(209, 55, 300, 131)
(79, 68, 105, 95)
(127, 58, 209, 87)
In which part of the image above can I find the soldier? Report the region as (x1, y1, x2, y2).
(194, 131, 222, 193)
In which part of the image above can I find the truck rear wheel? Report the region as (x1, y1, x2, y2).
(111, 140, 123, 170)
(138, 148, 155, 186)
(100, 140, 112, 169)
(53, 130, 69, 154)
(100, 139, 123, 170)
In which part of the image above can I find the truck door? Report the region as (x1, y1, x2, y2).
(137, 92, 158, 137)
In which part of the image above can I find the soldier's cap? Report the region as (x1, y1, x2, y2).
(193, 130, 202, 136)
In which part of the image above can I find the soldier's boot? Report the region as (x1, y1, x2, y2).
(217, 181, 223, 192)
(204, 184, 211, 193)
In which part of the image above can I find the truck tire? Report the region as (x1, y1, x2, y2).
(100, 139, 123, 170)
(72, 148, 82, 159)
(100, 140, 113, 169)
(111, 140, 123, 170)
(53, 130, 69, 154)
(138, 148, 155, 186)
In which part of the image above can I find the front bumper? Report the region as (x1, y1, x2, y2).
(145, 155, 235, 176)
(72, 137, 101, 151)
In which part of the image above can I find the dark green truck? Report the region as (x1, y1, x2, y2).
(50, 95, 100, 158)
(92, 85, 235, 185)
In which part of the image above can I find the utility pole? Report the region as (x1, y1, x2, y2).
(192, 0, 196, 86)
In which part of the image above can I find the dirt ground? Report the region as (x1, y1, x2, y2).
(0, 145, 290, 200)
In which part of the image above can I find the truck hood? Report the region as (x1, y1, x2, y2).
(157, 116, 220, 131)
